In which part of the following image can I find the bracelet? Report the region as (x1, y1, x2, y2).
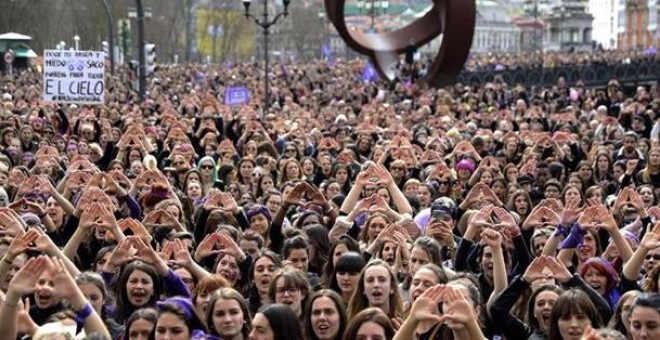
(74, 303, 93, 325)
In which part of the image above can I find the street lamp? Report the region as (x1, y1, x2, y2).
(242, 0, 291, 112)
(74, 35, 80, 51)
(60, 41, 66, 50)
(368, 0, 389, 31)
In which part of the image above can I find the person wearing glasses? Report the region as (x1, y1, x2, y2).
(268, 268, 310, 324)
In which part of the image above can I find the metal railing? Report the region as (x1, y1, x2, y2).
(454, 59, 660, 87)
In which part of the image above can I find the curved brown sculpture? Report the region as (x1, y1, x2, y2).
(324, 0, 476, 87)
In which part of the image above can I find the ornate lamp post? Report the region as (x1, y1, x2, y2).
(242, 0, 290, 112)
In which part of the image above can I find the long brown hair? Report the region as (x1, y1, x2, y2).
(640, 147, 660, 183)
(342, 308, 395, 340)
(548, 289, 603, 340)
(346, 259, 403, 319)
(206, 287, 251, 338)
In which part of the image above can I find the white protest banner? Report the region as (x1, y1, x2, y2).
(43, 50, 105, 105)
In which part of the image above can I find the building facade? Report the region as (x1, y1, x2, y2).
(471, 1, 522, 53)
(543, 0, 594, 51)
(617, 0, 660, 50)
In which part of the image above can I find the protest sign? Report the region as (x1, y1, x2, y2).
(224, 87, 250, 106)
(43, 50, 105, 105)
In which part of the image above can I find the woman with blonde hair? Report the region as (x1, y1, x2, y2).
(638, 146, 660, 188)
(278, 158, 304, 186)
(608, 290, 641, 338)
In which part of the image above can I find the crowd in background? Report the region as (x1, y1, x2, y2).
(0, 55, 657, 340)
(464, 49, 659, 71)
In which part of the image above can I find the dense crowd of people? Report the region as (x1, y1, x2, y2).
(0, 55, 658, 340)
(464, 49, 659, 71)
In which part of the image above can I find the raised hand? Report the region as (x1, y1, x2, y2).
(577, 206, 600, 230)
(468, 205, 494, 230)
(218, 192, 240, 214)
(492, 207, 518, 236)
(80, 203, 112, 230)
(544, 256, 572, 283)
(439, 285, 479, 328)
(49, 257, 82, 303)
(594, 205, 617, 231)
(16, 298, 38, 336)
(477, 183, 503, 207)
(113, 218, 150, 244)
(409, 284, 444, 323)
(283, 183, 306, 207)
(540, 198, 564, 213)
(158, 241, 174, 262)
(460, 183, 485, 210)
(640, 222, 660, 250)
(194, 233, 221, 262)
(171, 239, 194, 266)
(426, 221, 454, 247)
(480, 228, 503, 248)
(132, 237, 164, 269)
(522, 205, 544, 230)
(628, 189, 647, 215)
(354, 168, 374, 187)
(649, 206, 660, 221)
(561, 197, 582, 226)
(613, 187, 632, 213)
(522, 256, 549, 283)
(373, 164, 394, 185)
(31, 228, 58, 254)
(203, 191, 223, 211)
(6, 229, 39, 260)
(301, 182, 328, 208)
(103, 173, 127, 196)
(8, 256, 50, 296)
(217, 234, 246, 261)
(0, 208, 27, 237)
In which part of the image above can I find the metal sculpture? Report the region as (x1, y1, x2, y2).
(324, 0, 476, 86)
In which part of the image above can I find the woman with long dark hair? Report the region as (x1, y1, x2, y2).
(304, 289, 347, 340)
(250, 303, 304, 340)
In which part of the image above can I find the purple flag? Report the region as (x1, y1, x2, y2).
(645, 46, 657, 56)
(361, 62, 379, 83)
(322, 44, 331, 58)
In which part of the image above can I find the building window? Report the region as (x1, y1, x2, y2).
(551, 27, 560, 42)
(618, 9, 626, 32)
(570, 28, 580, 42)
(649, 0, 658, 31)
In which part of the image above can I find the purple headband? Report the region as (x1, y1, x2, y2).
(24, 191, 49, 204)
(156, 297, 208, 339)
(455, 158, 475, 173)
(151, 186, 170, 199)
(246, 205, 272, 223)
(156, 297, 195, 321)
